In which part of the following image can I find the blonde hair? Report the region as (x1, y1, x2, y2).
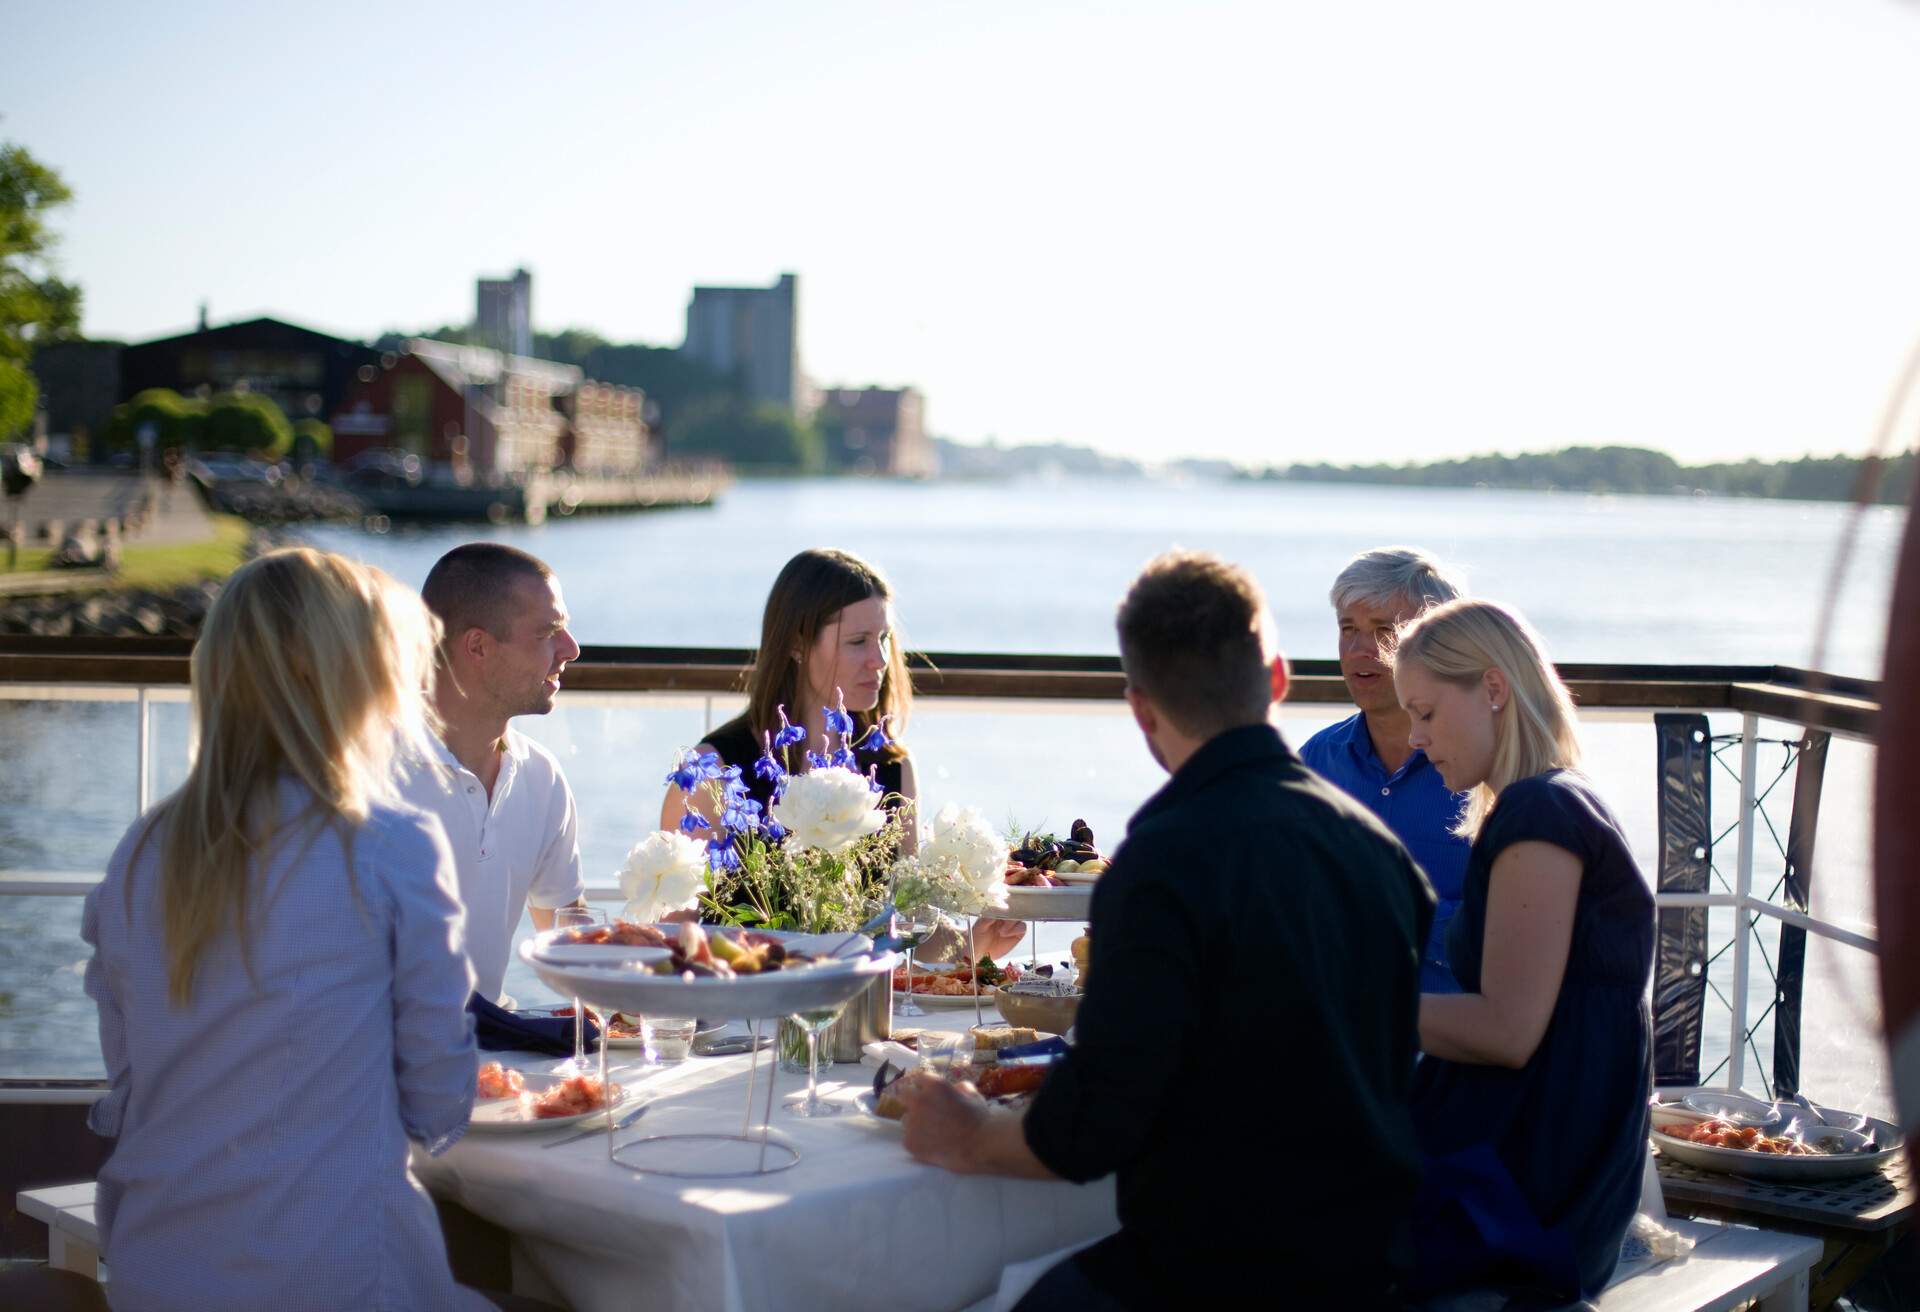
(140, 548, 441, 1005)
(1396, 598, 1581, 840)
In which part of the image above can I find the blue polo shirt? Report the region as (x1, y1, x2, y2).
(1300, 712, 1468, 993)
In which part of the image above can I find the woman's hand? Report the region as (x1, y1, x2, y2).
(970, 917, 1029, 961)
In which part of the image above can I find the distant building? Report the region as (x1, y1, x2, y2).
(30, 340, 124, 456)
(476, 267, 534, 358)
(813, 385, 933, 478)
(682, 272, 802, 414)
(330, 339, 649, 481)
(119, 316, 380, 429)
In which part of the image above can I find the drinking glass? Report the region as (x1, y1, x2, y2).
(552, 905, 606, 1075)
(785, 1000, 846, 1118)
(894, 912, 933, 1020)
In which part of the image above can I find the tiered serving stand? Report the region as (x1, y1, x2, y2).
(518, 932, 898, 1179)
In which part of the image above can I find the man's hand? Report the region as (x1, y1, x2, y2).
(893, 1071, 990, 1172)
(971, 917, 1028, 961)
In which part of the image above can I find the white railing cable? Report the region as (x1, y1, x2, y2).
(1728, 714, 1760, 1095)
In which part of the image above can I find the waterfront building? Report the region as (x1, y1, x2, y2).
(476, 267, 534, 358)
(118, 315, 380, 430)
(681, 272, 803, 415)
(813, 385, 934, 477)
(29, 339, 123, 458)
(331, 339, 649, 481)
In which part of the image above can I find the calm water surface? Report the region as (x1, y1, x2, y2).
(1, 479, 1902, 1105)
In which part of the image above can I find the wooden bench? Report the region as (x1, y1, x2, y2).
(16, 1182, 101, 1280)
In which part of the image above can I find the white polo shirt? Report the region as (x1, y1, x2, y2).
(396, 728, 584, 1003)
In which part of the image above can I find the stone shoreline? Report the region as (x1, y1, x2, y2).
(0, 528, 280, 637)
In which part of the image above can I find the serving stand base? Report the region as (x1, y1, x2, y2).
(604, 1018, 802, 1179)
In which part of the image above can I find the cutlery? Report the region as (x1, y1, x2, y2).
(693, 1031, 772, 1058)
(542, 1099, 649, 1149)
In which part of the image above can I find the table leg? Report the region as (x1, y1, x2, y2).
(1809, 1236, 1890, 1311)
(1759, 1264, 1811, 1312)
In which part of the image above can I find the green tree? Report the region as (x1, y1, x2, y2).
(292, 417, 333, 462)
(0, 141, 82, 438)
(203, 391, 294, 457)
(103, 388, 206, 451)
(667, 397, 822, 472)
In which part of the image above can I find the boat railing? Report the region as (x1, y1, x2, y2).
(0, 639, 1885, 1107)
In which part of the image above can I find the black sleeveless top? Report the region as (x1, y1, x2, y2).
(704, 714, 907, 821)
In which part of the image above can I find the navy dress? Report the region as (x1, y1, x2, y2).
(1407, 770, 1654, 1303)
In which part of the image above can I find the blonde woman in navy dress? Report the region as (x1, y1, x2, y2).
(1393, 599, 1654, 1306)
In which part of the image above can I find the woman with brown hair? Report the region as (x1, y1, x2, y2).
(660, 547, 1026, 958)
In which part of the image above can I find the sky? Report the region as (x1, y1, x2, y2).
(7, 0, 1920, 466)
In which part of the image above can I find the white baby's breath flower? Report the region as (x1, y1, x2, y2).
(772, 765, 888, 855)
(618, 830, 709, 923)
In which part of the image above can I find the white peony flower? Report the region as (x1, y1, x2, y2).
(918, 805, 1009, 915)
(771, 765, 889, 855)
(618, 830, 710, 923)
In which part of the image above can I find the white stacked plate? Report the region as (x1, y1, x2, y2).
(520, 929, 899, 1022)
(1002, 884, 1092, 921)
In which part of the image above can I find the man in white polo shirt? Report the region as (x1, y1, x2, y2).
(401, 543, 586, 1003)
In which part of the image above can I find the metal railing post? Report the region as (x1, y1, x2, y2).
(136, 686, 151, 816)
(1728, 713, 1759, 1092)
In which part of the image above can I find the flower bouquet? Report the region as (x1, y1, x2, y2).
(654, 701, 910, 1067)
(888, 804, 1011, 1026)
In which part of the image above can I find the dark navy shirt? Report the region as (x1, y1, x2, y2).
(1301, 711, 1469, 993)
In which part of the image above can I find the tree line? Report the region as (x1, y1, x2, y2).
(1249, 444, 1915, 506)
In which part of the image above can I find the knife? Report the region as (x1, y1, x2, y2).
(542, 1099, 650, 1149)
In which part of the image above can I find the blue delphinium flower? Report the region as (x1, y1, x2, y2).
(708, 833, 742, 872)
(763, 817, 788, 843)
(823, 699, 855, 739)
(773, 707, 807, 750)
(753, 746, 785, 787)
(665, 749, 704, 791)
(829, 747, 856, 770)
(678, 809, 712, 835)
(866, 763, 884, 794)
(805, 750, 830, 770)
(856, 722, 890, 754)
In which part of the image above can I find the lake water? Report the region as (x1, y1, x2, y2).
(0, 478, 1903, 1113)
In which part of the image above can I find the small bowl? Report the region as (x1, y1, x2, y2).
(992, 984, 1082, 1035)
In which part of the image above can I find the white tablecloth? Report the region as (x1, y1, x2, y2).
(413, 1011, 1119, 1312)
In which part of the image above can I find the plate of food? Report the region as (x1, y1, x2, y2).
(1000, 821, 1106, 919)
(893, 960, 1020, 1008)
(519, 923, 897, 1021)
(469, 1064, 632, 1133)
(1651, 1114, 1905, 1181)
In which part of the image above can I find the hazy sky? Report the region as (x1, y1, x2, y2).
(7, 0, 1920, 464)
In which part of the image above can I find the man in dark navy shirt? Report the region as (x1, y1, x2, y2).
(894, 551, 1433, 1309)
(1299, 546, 1470, 992)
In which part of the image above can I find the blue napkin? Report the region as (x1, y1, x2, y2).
(466, 992, 598, 1056)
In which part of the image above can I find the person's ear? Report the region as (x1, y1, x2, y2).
(461, 625, 491, 664)
(1124, 685, 1157, 739)
(1483, 667, 1510, 714)
(1269, 654, 1290, 707)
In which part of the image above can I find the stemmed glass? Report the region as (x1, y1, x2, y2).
(552, 905, 607, 1076)
(785, 999, 846, 1118)
(894, 911, 934, 1020)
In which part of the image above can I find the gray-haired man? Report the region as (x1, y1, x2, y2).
(1299, 546, 1470, 992)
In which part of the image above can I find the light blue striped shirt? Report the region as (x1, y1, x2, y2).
(83, 780, 487, 1311)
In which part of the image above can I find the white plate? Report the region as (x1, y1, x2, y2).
(1051, 871, 1102, 886)
(519, 933, 898, 1022)
(1002, 885, 1092, 921)
(1651, 1121, 1904, 1182)
(904, 990, 1000, 1011)
(469, 1073, 635, 1133)
(528, 929, 673, 968)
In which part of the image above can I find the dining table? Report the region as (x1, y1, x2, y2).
(412, 1005, 1119, 1312)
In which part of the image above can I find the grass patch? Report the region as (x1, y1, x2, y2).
(1, 514, 252, 592)
(113, 515, 253, 590)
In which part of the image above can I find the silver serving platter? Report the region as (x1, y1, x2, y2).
(518, 931, 900, 1022)
(1651, 1117, 1905, 1182)
(1002, 884, 1092, 921)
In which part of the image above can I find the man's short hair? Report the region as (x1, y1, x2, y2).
(1328, 546, 1463, 618)
(420, 543, 554, 643)
(1116, 550, 1274, 739)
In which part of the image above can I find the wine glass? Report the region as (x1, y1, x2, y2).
(552, 905, 606, 1076)
(785, 1000, 846, 1118)
(894, 911, 934, 1020)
